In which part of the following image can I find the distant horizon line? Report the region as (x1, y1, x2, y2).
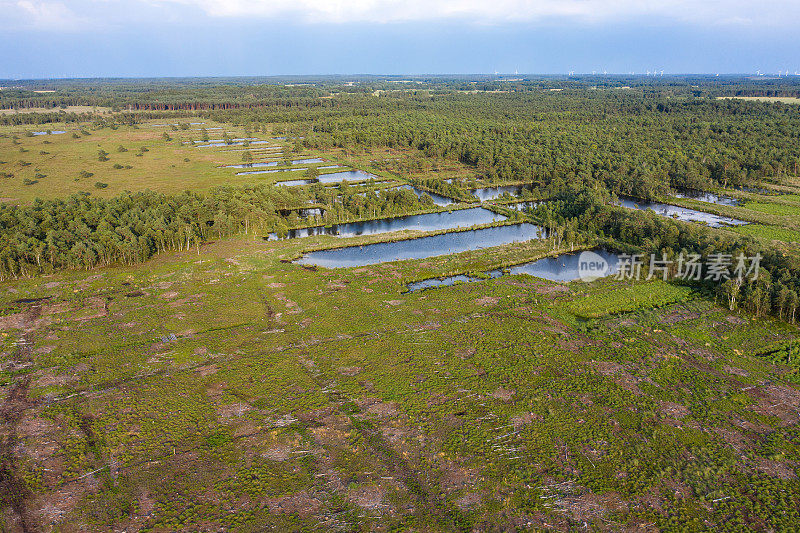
(2, 73, 800, 82)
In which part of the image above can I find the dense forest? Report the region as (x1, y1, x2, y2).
(0, 184, 433, 280)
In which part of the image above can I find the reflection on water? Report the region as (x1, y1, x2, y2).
(471, 185, 524, 201)
(317, 170, 379, 183)
(274, 179, 311, 187)
(267, 207, 504, 240)
(618, 197, 747, 227)
(405, 249, 620, 292)
(295, 223, 543, 268)
(32, 131, 65, 135)
(673, 190, 740, 206)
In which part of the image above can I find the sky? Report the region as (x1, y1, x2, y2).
(2, 0, 800, 78)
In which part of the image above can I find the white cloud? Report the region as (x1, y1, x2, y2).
(12, 0, 88, 29)
(4, 0, 799, 30)
(150, 0, 800, 26)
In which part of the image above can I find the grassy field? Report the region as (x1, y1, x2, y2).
(0, 106, 113, 115)
(0, 120, 351, 203)
(1, 229, 799, 531)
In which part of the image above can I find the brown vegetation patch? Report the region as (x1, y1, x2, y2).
(337, 366, 363, 377)
(263, 444, 292, 461)
(266, 490, 321, 517)
(166, 293, 205, 308)
(491, 387, 516, 402)
(474, 296, 499, 306)
(593, 361, 624, 376)
(725, 315, 747, 325)
(754, 457, 797, 479)
(218, 402, 251, 421)
(658, 401, 690, 419)
(723, 365, 749, 377)
(455, 491, 482, 510)
(348, 484, 387, 510)
(657, 309, 701, 324)
(511, 412, 542, 429)
(534, 284, 569, 295)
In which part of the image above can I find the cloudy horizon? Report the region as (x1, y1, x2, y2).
(2, 0, 799, 78)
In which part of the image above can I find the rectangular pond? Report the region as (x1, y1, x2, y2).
(618, 198, 747, 227)
(317, 170, 380, 183)
(471, 185, 525, 201)
(405, 249, 620, 292)
(268, 207, 504, 240)
(32, 131, 66, 135)
(733, 185, 787, 196)
(295, 223, 543, 268)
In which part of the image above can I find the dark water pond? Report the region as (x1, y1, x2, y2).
(295, 223, 543, 268)
(673, 190, 740, 206)
(317, 170, 379, 183)
(405, 249, 620, 292)
(268, 207, 504, 240)
(471, 185, 525, 201)
(618, 198, 747, 227)
(733, 185, 787, 196)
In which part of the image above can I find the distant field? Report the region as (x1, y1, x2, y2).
(717, 96, 800, 104)
(0, 105, 112, 115)
(0, 120, 332, 203)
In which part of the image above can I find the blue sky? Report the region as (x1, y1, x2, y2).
(2, 0, 799, 78)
